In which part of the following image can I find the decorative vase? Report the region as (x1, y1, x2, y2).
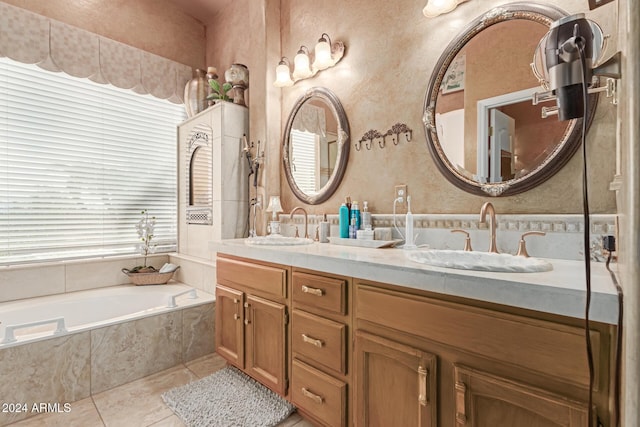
(183, 68, 207, 117)
(205, 66, 218, 107)
(224, 63, 249, 107)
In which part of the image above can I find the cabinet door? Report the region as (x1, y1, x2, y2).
(453, 365, 589, 427)
(215, 285, 244, 368)
(355, 331, 437, 427)
(245, 294, 288, 395)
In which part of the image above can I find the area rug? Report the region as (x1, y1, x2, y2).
(162, 366, 295, 427)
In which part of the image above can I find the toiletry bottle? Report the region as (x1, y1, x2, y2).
(319, 213, 330, 243)
(351, 200, 361, 231)
(339, 203, 350, 238)
(361, 201, 372, 230)
(349, 217, 357, 239)
(404, 195, 416, 249)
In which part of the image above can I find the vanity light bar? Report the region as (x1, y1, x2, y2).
(273, 33, 345, 87)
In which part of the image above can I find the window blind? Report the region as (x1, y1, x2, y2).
(290, 130, 319, 195)
(0, 58, 185, 264)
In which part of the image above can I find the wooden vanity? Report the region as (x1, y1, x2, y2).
(212, 241, 618, 427)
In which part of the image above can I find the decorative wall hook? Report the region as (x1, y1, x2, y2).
(384, 123, 413, 145)
(356, 129, 384, 151)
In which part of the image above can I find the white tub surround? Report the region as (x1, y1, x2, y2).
(210, 239, 619, 325)
(178, 103, 250, 260)
(0, 284, 215, 426)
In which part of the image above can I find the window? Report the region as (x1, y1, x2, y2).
(0, 57, 186, 264)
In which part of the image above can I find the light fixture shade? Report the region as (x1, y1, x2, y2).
(293, 50, 313, 79)
(266, 195, 283, 219)
(313, 39, 333, 71)
(274, 62, 294, 87)
(423, 0, 467, 18)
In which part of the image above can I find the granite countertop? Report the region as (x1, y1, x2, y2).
(209, 239, 620, 325)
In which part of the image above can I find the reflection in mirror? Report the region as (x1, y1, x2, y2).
(424, 3, 598, 196)
(284, 87, 349, 204)
(289, 100, 338, 193)
(186, 125, 213, 224)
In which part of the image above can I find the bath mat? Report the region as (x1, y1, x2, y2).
(162, 366, 295, 427)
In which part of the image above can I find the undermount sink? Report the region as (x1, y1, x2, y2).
(406, 249, 553, 273)
(244, 235, 314, 246)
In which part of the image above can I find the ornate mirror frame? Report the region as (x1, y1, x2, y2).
(422, 2, 598, 197)
(283, 87, 350, 204)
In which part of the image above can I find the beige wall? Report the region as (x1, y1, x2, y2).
(4, 0, 619, 219)
(1, 0, 206, 69)
(208, 0, 617, 220)
(272, 0, 618, 216)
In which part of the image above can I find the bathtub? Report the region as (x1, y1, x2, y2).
(0, 284, 213, 348)
(0, 283, 216, 426)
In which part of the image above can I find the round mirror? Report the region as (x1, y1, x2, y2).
(423, 3, 598, 196)
(283, 87, 350, 204)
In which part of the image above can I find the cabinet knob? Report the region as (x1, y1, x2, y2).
(301, 387, 324, 404)
(244, 319, 250, 325)
(301, 285, 324, 297)
(233, 314, 240, 320)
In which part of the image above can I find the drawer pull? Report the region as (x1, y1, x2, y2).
(302, 333, 324, 348)
(301, 387, 324, 404)
(418, 366, 428, 406)
(301, 285, 324, 297)
(455, 381, 467, 425)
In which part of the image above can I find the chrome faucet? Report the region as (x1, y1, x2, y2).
(289, 206, 309, 239)
(479, 202, 499, 253)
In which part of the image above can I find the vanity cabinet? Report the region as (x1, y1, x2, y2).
(354, 282, 614, 427)
(215, 255, 289, 395)
(213, 250, 615, 426)
(355, 331, 437, 427)
(290, 270, 351, 427)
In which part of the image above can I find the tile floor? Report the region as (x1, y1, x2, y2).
(8, 353, 314, 427)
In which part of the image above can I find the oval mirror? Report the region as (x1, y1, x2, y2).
(284, 87, 350, 204)
(423, 3, 598, 197)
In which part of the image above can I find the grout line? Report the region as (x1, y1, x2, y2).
(90, 396, 107, 427)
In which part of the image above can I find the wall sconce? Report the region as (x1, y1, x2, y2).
(423, 0, 469, 18)
(273, 33, 345, 87)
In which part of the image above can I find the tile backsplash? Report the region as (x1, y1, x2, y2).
(282, 213, 617, 262)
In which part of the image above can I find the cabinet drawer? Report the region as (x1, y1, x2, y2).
(356, 284, 595, 388)
(291, 359, 347, 427)
(292, 310, 347, 374)
(217, 257, 286, 299)
(292, 272, 346, 315)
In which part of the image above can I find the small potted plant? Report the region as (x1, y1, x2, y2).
(122, 210, 179, 285)
(207, 78, 232, 103)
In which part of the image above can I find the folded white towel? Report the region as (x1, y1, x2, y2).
(159, 263, 179, 273)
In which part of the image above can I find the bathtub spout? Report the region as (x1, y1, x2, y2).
(167, 289, 198, 308)
(1, 317, 67, 344)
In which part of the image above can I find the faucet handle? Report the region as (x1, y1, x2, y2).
(451, 229, 473, 252)
(294, 226, 300, 238)
(516, 231, 546, 257)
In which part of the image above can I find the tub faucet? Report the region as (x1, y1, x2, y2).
(289, 207, 309, 239)
(479, 202, 499, 253)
